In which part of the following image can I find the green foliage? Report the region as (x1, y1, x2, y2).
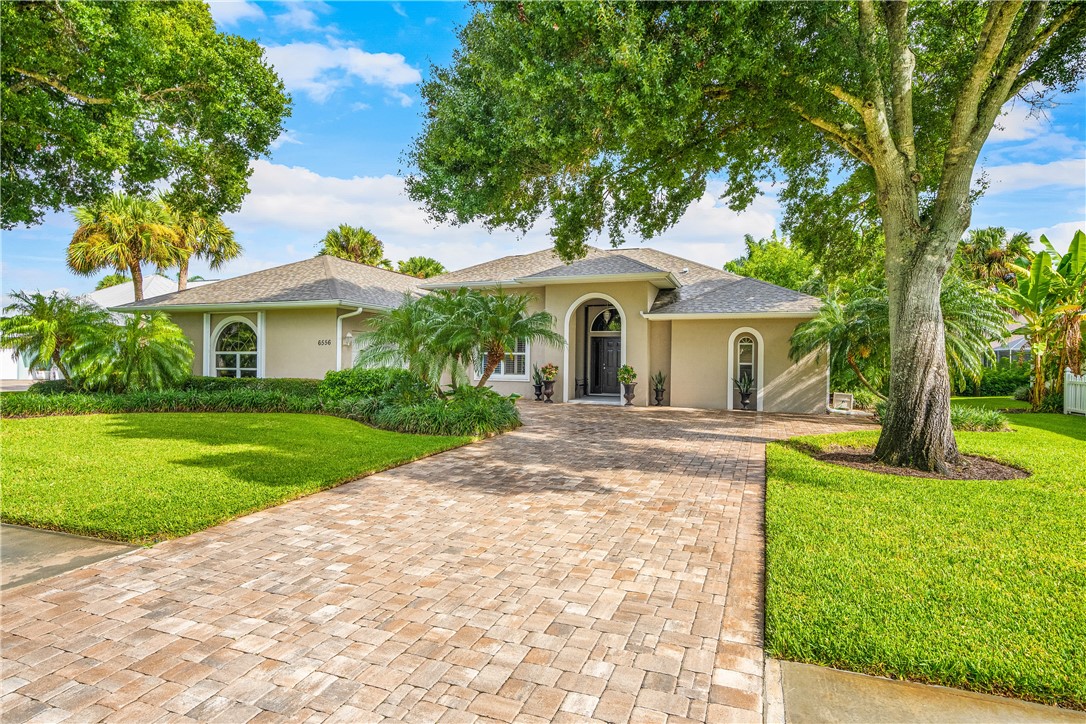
(316, 224, 392, 268)
(397, 256, 446, 279)
(161, 199, 240, 291)
(765, 413, 1086, 707)
(724, 232, 818, 292)
(1, 389, 322, 418)
(953, 227, 1033, 285)
(952, 395, 1030, 411)
(874, 401, 1010, 432)
(976, 361, 1031, 396)
(1014, 385, 1032, 402)
(617, 364, 636, 385)
(180, 376, 322, 396)
(69, 312, 193, 392)
(0, 291, 111, 383)
(25, 380, 74, 396)
(68, 193, 180, 300)
(331, 385, 521, 438)
(318, 367, 430, 402)
(95, 272, 131, 290)
(1, 413, 465, 543)
(1039, 391, 1065, 414)
(651, 370, 667, 392)
(1, 0, 290, 228)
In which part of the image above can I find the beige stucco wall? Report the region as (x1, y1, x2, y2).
(648, 320, 672, 406)
(169, 313, 204, 375)
(669, 317, 827, 413)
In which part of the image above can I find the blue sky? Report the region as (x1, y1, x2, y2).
(3, 1, 1085, 296)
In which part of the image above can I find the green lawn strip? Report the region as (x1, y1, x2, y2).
(952, 395, 1030, 410)
(1, 412, 470, 544)
(765, 413, 1086, 709)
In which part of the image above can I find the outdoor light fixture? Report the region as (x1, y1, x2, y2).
(343, 332, 354, 347)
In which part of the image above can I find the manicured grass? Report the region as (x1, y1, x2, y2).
(1, 413, 469, 544)
(765, 412, 1086, 709)
(951, 395, 1030, 410)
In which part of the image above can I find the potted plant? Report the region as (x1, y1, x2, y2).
(532, 364, 544, 401)
(651, 370, 667, 406)
(733, 374, 755, 410)
(618, 364, 637, 406)
(540, 362, 559, 403)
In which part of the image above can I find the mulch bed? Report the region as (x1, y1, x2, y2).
(814, 445, 1030, 480)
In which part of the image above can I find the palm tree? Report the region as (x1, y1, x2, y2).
(162, 200, 242, 291)
(355, 293, 448, 389)
(0, 292, 110, 383)
(444, 290, 565, 388)
(69, 312, 193, 392)
(95, 272, 131, 290)
(955, 227, 1033, 286)
(397, 256, 446, 279)
(68, 193, 180, 301)
(316, 225, 392, 269)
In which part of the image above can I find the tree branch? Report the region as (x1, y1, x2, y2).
(1006, 3, 1083, 97)
(883, 1, 916, 168)
(790, 105, 874, 166)
(8, 67, 112, 105)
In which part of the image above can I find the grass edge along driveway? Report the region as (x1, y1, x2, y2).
(1, 412, 471, 545)
(765, 411, 1086, 710)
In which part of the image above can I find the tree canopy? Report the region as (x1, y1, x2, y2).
(1, 0, 291, 228)
(316, 225, 392, 268)
(408, 1, 1086, 472)
(724, 232, 818, 292)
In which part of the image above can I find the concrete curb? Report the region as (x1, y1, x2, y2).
(764, 656, 786, 724)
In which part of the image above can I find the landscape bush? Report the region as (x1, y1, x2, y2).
(328, 384, 520, 437)
(181, 376, 322, 397)
(318, 366, 430, 401)
(977, 361, 1031, 395)
(874, 401, 1009, 432)
(2, 389, 322, 418)
(1013, 385, 1032, 401)
(1039, 391, 1064, 413)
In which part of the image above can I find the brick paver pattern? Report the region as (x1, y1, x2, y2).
(1, 404, 867, 723)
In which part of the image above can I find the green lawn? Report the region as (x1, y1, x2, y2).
(1, 413, 469, 544)
(765, 412, 1086, 709)
(952, 395, 1030, 410)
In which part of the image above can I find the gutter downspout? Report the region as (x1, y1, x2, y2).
(336, 307, 366, 371)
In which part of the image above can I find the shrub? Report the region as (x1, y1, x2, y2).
(1039, 391, 1064, 414)
(949, 405, 1009, 432)
(318, 367, 429, 401)
(181, 376, 322, 397)
(1013, 385, 1031, 402)
(1, 389, 322, 418)
(26, 379, 74, 395)
(978, 361, 1031, 396)
(875, 401, 1009, 432)
(326, 384, 520, 437)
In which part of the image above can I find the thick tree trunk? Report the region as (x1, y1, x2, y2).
(130, 263, 144, 301)
(873, 216, 961, 474)
(177, 256, 189, 291)
(475, 341, 505, 388)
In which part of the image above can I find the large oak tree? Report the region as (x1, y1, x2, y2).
(1, 0, 290, 228)
(407, 1, 1086, 472)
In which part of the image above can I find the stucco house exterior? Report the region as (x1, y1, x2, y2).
(117, 246, 828, 412)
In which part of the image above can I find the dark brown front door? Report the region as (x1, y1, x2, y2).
(591, 337, 621, 394)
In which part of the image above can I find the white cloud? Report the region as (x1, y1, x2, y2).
(263, 41, 422, 103)
(214, 161, 778, 277)
(272, 1, 332, 32)
(350, 102, 371, 112)
(1027, 221, 1086, 252)
(269, 129, 303, 150)
(391, 2, 408, 18)
(207, 0, 266, 27)
(989, 102, 1051, 142)
(978, 158, 1086, 194)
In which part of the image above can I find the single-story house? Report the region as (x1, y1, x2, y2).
(117, 247, 828, 412)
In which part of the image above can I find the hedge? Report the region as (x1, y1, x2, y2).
(28, 376, 323, 397)
(318, 367, 430, 401)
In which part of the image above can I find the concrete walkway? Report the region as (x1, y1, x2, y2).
(1, 525, 136, 591)
(0, 404, 863, 723)
(773, 660, 1086, 723)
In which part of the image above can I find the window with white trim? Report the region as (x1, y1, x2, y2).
(478, 339, 528, 379)
(215, 321, 259, 377)
(737, 335, 755, 384)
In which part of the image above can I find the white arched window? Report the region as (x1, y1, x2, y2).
(214, 319, 259, 378)
(737, 335, 756, 385)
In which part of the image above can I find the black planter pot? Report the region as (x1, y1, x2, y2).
(622, 381, 637, 406)
(653, 388, 665, 406)
(533, 383, 544, 401)
(740, 391, 753, 410)
(542, 379, 555, 403)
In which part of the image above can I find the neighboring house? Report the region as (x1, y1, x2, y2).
(116, 256, 420, 378)
(116, 247, 827, 412)
(990, 318, 1030, 366)
(1, 275, 205, 381)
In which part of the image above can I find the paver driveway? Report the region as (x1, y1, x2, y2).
(1, 404, 866, 723)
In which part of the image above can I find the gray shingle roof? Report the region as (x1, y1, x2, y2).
(117, 256, 421, 310)
(423, 246, 614, 286)
(649, 276, 821, 315)
(522, 254, 665, 279)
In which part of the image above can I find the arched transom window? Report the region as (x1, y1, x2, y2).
(215, 320, 258, 377)
(737, 335, 755, 385)
(591, 307, 622, 332)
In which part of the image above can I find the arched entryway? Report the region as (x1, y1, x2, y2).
(562, 294, 626, 402)
(727, 327, 764, 411)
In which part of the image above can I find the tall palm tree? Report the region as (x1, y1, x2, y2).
(955, 227, 1033, 286)
(162, 200, 242, 291)
(0, 292, 110, 383)
(316, 225, 392, 269)
(68, 193, 180, 301)
(69, 312, 193, 392)
(397, 256, 446, 279)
